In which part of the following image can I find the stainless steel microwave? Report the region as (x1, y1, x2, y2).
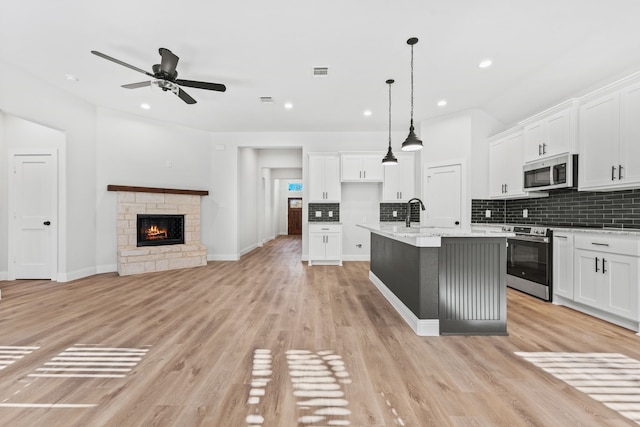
(523, 154, 578, 191)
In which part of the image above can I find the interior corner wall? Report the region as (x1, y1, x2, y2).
(0, 59, 97, 281)
(0, 112, 7, 278)
(238, 147, 259, 255)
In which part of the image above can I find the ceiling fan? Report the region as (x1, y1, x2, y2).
(91, 48, 226, 104)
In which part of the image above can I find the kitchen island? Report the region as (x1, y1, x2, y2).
(357, 223, 513, 336)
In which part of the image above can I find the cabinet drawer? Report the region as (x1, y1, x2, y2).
(574, 233, 640, 256)
(309, 224, 342, 233)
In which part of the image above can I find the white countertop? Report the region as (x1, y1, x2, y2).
(470, 223, 640, 237)
(358, 222, 514, 247)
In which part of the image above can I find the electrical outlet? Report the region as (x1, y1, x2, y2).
(485, 210, 491, 218)
(392, 211, 397, 217)
(523, 209, 528, 218)
(315, 211, 322, 217)
(166, 160, 172, 168)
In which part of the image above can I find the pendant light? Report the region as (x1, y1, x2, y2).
(401, 37, 423, 151)
(382, 79, 398, 165)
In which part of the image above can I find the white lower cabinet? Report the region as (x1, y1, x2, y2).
(554, 231, 640, 331)
(552, 233, 574, 300)
(308, 224, 342, 266)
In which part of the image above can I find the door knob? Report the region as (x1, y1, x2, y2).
(43, 221, 51, 226)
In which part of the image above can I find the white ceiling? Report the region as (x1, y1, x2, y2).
(2, 0, 640, 133)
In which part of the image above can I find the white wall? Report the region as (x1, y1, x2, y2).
(238, 147, 259, 255)
(419, 109, 503, 226)
(341, 182, 379, 261)
(0, 59, 97, 280)
(95, 108, 213, 271)
(0, 113, 6, 278)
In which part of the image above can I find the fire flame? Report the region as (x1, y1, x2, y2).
(145, 225, 168, 240)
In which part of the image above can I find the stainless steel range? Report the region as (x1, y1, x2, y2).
(502, 225, 552, 301)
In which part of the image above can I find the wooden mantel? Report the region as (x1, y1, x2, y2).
(107, 185, 208, 196)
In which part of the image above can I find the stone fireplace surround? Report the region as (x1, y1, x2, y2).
(108, 185, 208, 276)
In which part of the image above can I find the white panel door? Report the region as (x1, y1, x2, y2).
(424, 164, 462, 228)
(12, 153, 57, 279)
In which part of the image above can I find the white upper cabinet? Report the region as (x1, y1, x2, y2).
(489, 129, 529, 199)
(341, 153, 384, 182)
(579, 77, 640, 191)
(522, 100, 578, 163)
(308, 153, 341, 202)
(382, 152, 415, 202)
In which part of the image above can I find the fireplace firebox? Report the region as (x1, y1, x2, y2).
(137, 214, 185, 247)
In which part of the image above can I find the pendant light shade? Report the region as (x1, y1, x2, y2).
(382, 79, 398, 165)
(401, 37, 423, 151)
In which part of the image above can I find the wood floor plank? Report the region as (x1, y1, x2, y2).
(0, 235, 639, 426)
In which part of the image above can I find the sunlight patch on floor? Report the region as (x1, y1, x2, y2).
(517, 352, 640, 424)
(0, 346, 40, 371)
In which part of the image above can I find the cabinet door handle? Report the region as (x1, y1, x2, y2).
(602, 258, 607, 274)
(505, 184, 508, 193)
(555, 235, 568, 239)
(360, 171, 362, 179)
(400, 191, 402, 199)
(364, 171, 366, 179)
(612, 165, 616, 180)
(538, 144, 542, 156)
(591, 242, 610, 247)
(619, 165, 623, 180)
(595, 257, 599, 272)
(542, 143, 547, 154)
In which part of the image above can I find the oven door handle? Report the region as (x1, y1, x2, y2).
(508, 236, 549, 243)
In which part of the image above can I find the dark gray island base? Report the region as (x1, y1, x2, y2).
(361, 224, 509, 336)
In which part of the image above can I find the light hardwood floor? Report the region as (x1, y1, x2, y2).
(0, 235, 639, 426)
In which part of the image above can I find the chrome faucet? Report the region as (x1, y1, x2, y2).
(406, 198, 426, 227)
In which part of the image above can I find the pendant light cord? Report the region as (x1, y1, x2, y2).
(410, 42, 414, 126)
(388, 81, 392, 147)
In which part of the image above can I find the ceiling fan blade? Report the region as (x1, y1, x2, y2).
(91, 50, 154, 77)
(159, 48, 179, 75)
(122, 81, 151, 89)
(177, 88, 197, 104)
(175, 79, 227, 92)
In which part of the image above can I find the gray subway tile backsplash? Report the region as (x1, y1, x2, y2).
(380, 203, 421, 222)
(472, 188, 640, 229)
(308, 203, 340, 222)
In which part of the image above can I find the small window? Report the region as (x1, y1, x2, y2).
(288, 183, 302, 192)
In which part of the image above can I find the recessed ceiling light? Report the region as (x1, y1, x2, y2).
(363, 110, 372, 117)
(478, 59, 493, 69)
(284, 102, 293, 109)
(140, 103, 151, 110)
(437, 99, 447, 107)
(64, 73, 79, 82)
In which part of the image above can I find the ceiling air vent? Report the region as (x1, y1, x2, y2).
(260, 96, 275, 104)
(313, 67, 329, 77)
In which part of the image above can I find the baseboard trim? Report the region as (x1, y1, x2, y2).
(342, 255, 370, 262)
(554, 295, 639, 333)
(208, 254, 240, 261)
(57, 267, 98, 283)
(368, 271, 439, 336)
(240, 244, 259, 257)
(96, 264, 117, 274)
